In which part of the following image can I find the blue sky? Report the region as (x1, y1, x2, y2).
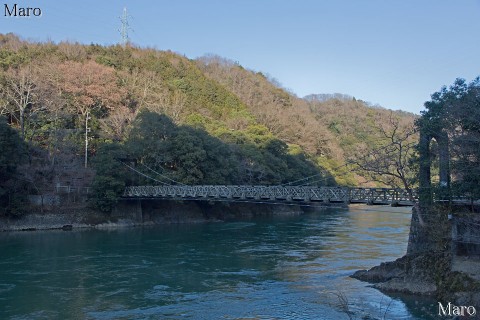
(2, 0, 480, 114)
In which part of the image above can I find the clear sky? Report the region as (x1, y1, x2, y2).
(2, 0, 480, 114)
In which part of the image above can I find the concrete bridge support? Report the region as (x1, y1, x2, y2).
(112, 199, 143, 223)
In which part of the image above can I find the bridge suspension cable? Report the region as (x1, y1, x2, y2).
(281, 162, 352, 187)
(139, 162, 185, 186)
(284, 139, 416, 188)
(121, 161, 188, 186)
(300, 164, 363, 187)
(281, 173, 323, 186)
(302, 164, 354, 187)
(122, 135, 411, 189)
(121, 162, 171, 185)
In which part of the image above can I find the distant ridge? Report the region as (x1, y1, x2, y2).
(303, 93, 354, 102)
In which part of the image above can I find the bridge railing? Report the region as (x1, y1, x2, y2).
(123, 185, 417, 205)
(124, 185, 345, 201)
(348, 188, 417, 203)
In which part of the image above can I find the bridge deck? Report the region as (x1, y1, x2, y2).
(123, 186, 417, 206)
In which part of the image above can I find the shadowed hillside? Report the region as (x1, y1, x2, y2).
(196, 55, 418, 185)
(0, 34, 417, 214)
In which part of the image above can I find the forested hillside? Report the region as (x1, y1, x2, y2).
(0, 34, 417, 214)
(197, 55, 418, 185)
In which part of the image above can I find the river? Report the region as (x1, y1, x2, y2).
(0, 204, 437, 319)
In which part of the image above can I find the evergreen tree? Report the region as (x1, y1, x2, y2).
(0, 117, 27, 215)
(418, 77, 480, 202)
(90, 142, 128, 212)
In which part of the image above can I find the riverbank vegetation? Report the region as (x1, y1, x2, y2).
(0, 117, 28, 215)
(419, 77, 480, 202)
(0, 33, 416, 215)
(353, 76, 480, 307)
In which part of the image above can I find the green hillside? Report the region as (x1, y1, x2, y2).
(0, 34, 417, 214)
(197, 55, 418, 185)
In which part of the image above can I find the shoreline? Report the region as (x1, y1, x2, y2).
(351, 253, 480, 311)
(0, 200, 339, 233)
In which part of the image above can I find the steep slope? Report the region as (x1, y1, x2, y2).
(0, 34, 329, 209)
(196, 55, 418, 185)
(0, 34, 417, 198)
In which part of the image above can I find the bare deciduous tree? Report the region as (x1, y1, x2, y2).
(349, 113, 418, 200)
(57, 60, 124, 118)
(169, 90, 186, 123)
(100, 105, 137, 141)
(2, 65, 39, 139)
(0, 97, 8, 116)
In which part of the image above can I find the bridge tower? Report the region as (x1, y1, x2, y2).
(408, 115, 451, 256)
(418, 123, 451, 205)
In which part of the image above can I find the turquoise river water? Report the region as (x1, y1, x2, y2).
(0, 205, 438, 319)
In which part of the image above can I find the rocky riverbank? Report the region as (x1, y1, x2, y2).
(352, 206, 480, 319)
(0, 207, 140, 232)
(352, 253, 480, 302)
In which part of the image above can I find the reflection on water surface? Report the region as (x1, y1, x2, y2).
(0, 205, 437, 319)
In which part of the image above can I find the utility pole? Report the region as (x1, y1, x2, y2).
(85, 112, 91, 168)
(119, 7, 131, 48)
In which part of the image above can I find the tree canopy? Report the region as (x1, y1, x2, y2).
(0, 116, 27, 215)
(0, 34, 419, 213)
(418, 77, 480, 201)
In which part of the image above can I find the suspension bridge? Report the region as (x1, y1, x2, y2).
(122, 185, 417, 206)
(119, 162, 418, 206)
(118, 163, 480, 210)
